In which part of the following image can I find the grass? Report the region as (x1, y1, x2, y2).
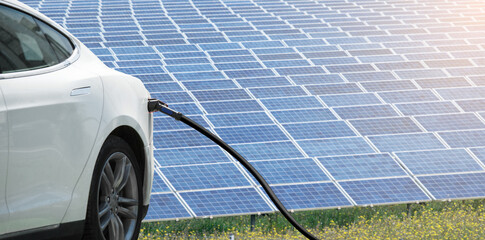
(138, 200, 485, 239)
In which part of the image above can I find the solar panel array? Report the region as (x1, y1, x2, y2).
(19, 0, 485, 221)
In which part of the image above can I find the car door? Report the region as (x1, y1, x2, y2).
(0, 4, 103, 232)
(0, 87, 8, 235)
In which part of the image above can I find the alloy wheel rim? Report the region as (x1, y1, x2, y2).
(97, 152, 139, 240)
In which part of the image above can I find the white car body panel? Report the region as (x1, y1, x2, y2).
(0, 0, 154, 236)
(3, 58, 104, 233)
(0, 89, 8, 234)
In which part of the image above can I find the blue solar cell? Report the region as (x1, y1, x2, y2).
(105, 41, 145, 47)
(248, 86, 307, 98)
(154, 146, 231, 167)
(147, 39, 187, 45)
(290, 74, 344, 85)
(258, 53, 302, 61)
(182, 80, 237, 90)
(437, 87, 485, 100)
(116, 60, 162, 68)
(144, 82, 182, 92)
(211, 55, 258, 63)
(116, 66, 164, 74)
(225, 31, 262, 37)
(173, 71, 226, 81)
(117, 54, 160, 61)
(132, 73, 173, 83)
(310, 32, 349, 38)
(154, 103, 203, 116)
(419, 173, 485, 200)
(351, 117, 422, 135)
(270, 34, 308, 40)
(269, 183, 352, 210)
(456, 99, 485, 112)
(186, 32, 224, 38)
(146, 194, 191, 220)
(111, 46, 155, 55)
(261, 96, 324, 110)
(188, 37, 228, 44)
(237, 76, 291, 88)
(439, 130, 485, 148)
(298, 137, 375, 157)
(327, 37, 367, 44)
(320, 93, 381, 107)
(153, 129, 216, 149)
(242, 41, 284, 48)
(152, 172, 171, 193)
(150, 92, 193, 104)
(156, 45, 199, 52)
(306, 83, 362, 95)
(231, 141, 304, 161)
(253, 48, 295, 54)
(396, 69, 447, 79)
(326, 64, 376, 73)
(334, 105, 399, 119)
(296, 46, 338, 52)
(396, 102, 460, 115)
(303, 51, 348, 59)
(161, 163, 251, 191)
(283, 121, 356, 140)
(225, 69, 275, 79)
(208, 112, 273, 127)
(415, 77, 470, 89)
(379, 90, 439, 103)
(180, 188, 272, 217)
(471, 148, 485, 164)
(192, 89, 251, 102)
(215, 125, 289, 144)
(216, 62, 264, 70)
(396, 149, 482, 175)
(284, 39, 326, 46)
(271, 108, 336, 123)
(263, 60, 311, 68)
(251, 159, 329, 184)
(340, 177, 430, 205)
(359, 55, 405, 63)
(153, 116, 208, 131)
(320, 153, 407, 180)
(312, 57, 359, 65)
(362, 80, 417, 92)
(207, 49, 251, 57)
(369, 133, 446, 152)
(202, 100, 263, 114)
(416, 113, 485, 131)
(199, 42, 242, 50)
(98, 56, 115, 62)
(163, 51, 207, 59)
(343, 71, 396, 82)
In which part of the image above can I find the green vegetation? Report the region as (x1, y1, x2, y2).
(139, 200, 485, 239)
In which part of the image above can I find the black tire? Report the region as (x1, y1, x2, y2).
(82, 136, 143, 240)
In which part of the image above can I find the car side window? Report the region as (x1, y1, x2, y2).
(0, 4, 74, 74)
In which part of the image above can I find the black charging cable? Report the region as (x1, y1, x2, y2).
(148, 99, 319, 240)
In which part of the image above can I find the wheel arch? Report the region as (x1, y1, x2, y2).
(109, 126, 146, 187)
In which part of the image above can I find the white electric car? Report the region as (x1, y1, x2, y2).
(0, 0, 154, 239)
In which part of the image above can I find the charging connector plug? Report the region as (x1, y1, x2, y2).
(148, 99, 183, 120)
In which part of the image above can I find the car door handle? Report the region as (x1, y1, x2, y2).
(71, 86, 91, 96)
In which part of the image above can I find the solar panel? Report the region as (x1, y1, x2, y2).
(22, 0, 485, 221)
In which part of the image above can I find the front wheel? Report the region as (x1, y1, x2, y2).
(83, 136, 143, 240)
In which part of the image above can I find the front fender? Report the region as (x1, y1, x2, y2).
(61, 70, 153, 223)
